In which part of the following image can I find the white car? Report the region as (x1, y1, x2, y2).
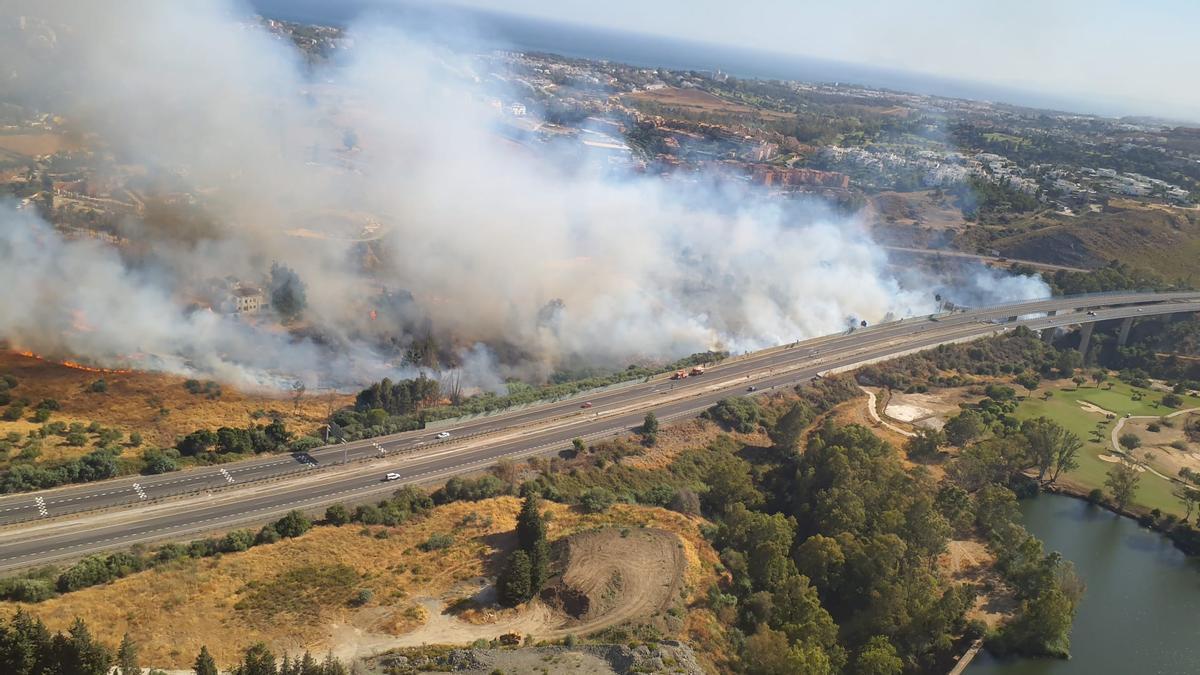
(384, 472, 401, 481)
(435, 431, 451, 439)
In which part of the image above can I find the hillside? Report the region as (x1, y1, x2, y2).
(959, 199, 1200, 282)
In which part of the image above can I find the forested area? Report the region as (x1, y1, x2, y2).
(0, 611, 349, 675)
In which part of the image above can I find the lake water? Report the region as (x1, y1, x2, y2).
(970, 493, 1200, 674)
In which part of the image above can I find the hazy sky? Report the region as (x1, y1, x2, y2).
(447, 0, 1200, 120)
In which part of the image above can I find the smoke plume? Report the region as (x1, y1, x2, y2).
(0, 1, 1049, 390)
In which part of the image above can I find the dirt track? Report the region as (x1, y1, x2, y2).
(357, 528, 687, 654)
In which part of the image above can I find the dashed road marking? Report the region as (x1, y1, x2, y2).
(219, 469, 235, 484)
(34, 497, 47, 517)
(132, 483, 147, 500)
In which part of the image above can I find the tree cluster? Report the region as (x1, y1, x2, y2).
(497, 495, 552, 607)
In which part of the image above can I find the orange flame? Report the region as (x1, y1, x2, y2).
(11, 349, 132, 374)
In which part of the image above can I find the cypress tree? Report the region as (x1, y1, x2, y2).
(117, 633, 139, 675)
(499, 550, 533, 606)
(516, 495, 546, 551)
(193, 645, 218, 675)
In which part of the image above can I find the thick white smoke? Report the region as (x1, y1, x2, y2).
(0, 1, 1049, 389)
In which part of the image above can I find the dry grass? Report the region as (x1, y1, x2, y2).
(624, 87, 792, 120)
(0, 133, 80, 157)
(0, 350, 353, 466)
(1, 497, 714, 669)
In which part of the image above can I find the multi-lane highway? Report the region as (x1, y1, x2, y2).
(0, 291, 1198, 571)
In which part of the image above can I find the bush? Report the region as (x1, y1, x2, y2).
(1162, 393, 1183, 408)
(578, 487, 616, 513)
(350, 589, 374, 607)
(420, 532, 455, 551)
(89, 379, 108, 393)
(255, 525, 281, 545)
(325, 503, 351, 526)
(220, 529, 255, 553)
(0, 577, 57, 603)
(1087, 488, 1104, 505)
(273, 510, 312, 538)
(436, 475, 506, 503)
(703, 397, 761, 433)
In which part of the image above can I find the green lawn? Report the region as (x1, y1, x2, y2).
(1015, 380, 1200, 516)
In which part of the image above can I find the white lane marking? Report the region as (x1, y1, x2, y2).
(219, 468, 235, 484)
(34, 497, 47, 517)
(132, 483, 147, 500)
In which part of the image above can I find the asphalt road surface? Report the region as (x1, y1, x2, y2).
(0, 291, 1197, 571)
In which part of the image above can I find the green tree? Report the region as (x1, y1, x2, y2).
(1105, 460, 1141, 512)
(117, 633, 139, 675)
(498, 550, 533, 606)
(1022, 418, 1081, 484)
(1091, 369, 1108, 387)
(769, 402, 812, 452)
(853, 635, 903, 675)
(702, 451, 763, 514)
(516, 495, 546, 552)
(1118, 433, 1141, 451)
(273, 510, 312, 538)
(642, 412, 659, 435)
(1173, 484, 1200, 523)
(234, 642, 277, 675)
(904, 428, 946, 461)
(53, 617, 112, 675)
(579, 487, 616, 513)
(741, 625, 834, 675)
(1056, 350, 1082, 378)
(529, 537, 551, 594)
(270, 263, 307, 324)
(1015, 371, 1041, 395)
(194, 646, 219, 675)
(944, 409, 985, 447)
(324, 503, 351, 526)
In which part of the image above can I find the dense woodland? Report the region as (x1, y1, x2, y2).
(0, 611, 348, 675)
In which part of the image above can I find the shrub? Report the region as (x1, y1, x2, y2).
(350, 589, 374, 607)
(703, 397, 761, 433)
(273, 510, 312, 538)
(420, 532, 454, 551)
(89, 379, 108, 393)
(1087, 488, 1104, 505)
(325, 503, 351, 526)
(1162, 393, 1183, 408)
(579, 487, 616, 513)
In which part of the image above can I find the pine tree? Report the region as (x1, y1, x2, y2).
(117, 633, 139, 675)
(516, 495, 545, 552)
(235, 642, 277, 675)
(499, 550, 533, 606)
(193, 646, 218, 675)
(529, 536, 551, 594)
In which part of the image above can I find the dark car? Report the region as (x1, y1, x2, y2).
(580, 402, 593, 408)
(746, 385, 757, 392)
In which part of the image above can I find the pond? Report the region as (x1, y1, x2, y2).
(970, 492, 1200, 674)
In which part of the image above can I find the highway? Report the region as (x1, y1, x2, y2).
(0, 291, 1197, 571)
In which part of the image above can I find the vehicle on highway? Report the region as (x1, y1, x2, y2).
(670, 369, 689, 380)
(689, 366, 705, 376)
(746, 385, 757, 392)
(384, 472, 401, 481)
(580, 401, 593, 408)
(1086, 310, 1097, 316)
(435, 431, 451, 439)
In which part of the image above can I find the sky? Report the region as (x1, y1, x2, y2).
(441, 0, 1200, 121)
